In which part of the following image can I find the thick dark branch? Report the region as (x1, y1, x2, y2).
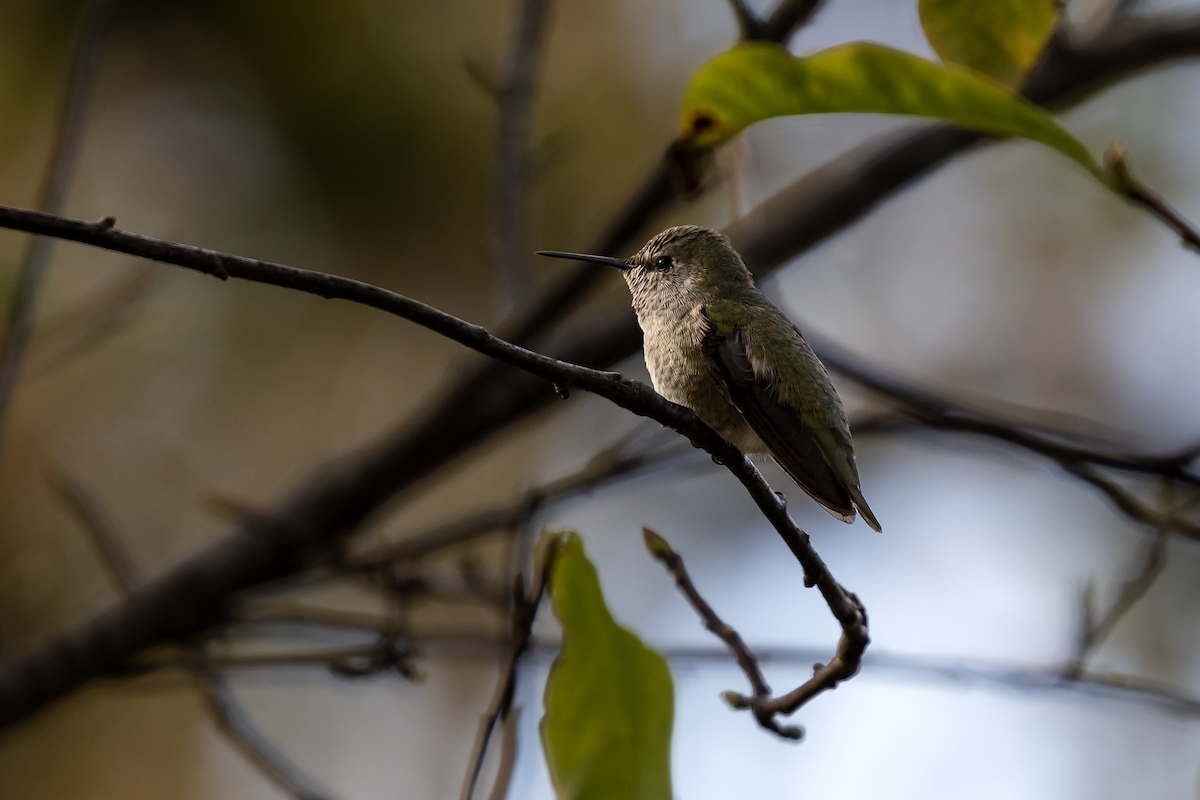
(0, 208, 864, 729)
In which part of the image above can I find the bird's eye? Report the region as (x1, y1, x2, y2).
(653, 255, 673, 271)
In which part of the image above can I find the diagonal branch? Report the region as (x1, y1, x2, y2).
(0, 207, 865, 731)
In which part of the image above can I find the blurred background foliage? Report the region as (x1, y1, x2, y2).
(1, 0, 1200, 797)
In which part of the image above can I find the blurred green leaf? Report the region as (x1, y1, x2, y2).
(540, 534, 673, 800)
(920, 0, 1059, 89)
(680, 42, 1097, 175)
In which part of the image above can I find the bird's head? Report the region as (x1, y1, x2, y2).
(538, 225, 754, 317)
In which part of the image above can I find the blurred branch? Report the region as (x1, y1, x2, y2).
(50, 471, 338, 796)
(815, 347, 1200, 537)
(2, 8, 1200, 730)
(494, 0, 552, 310)
(1059, 463, 1199, 539)
(126, 637, 1200, 720)
(24, 264, 155, 378)
(49, 469, 143, 594)
(0, 0, 123, 460)
(460, 533, 561, 800)
(193, 661, 338, 800)
(484, 707, 522, 800)
(1064, 527, 1169, 679)
(643, 528, 801, 739)
(751, 0, 826, 43)
(499, 0, 827, 344)
(345, 428, 700, 572)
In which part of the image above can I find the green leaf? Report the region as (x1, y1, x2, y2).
(920, 0, 1059, 89)
(540, 534, 674, 800)
(680, 41, 1098, 176)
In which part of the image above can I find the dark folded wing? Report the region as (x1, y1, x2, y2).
(703, 325, 856, 521)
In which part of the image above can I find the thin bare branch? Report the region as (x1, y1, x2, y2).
(0, 0, 124, 461)
(49, 469, 142, 594)
(194, 661, 338, 800)
(643, 528, 802, 739)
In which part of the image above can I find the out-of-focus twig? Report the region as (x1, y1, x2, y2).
(499, 0, 828, 344)
(494, 0, 552, 311)
(484, 707, 522, 800)
(49, 468, 142, 594)
(460, 532, 563, 800)
(51, 471, 351, 797)
(123, 637, 1200, 720)
(24, 264, 155, 377)
(345, 428, 699, 572)
(0, 0, 124, 460)
(814, 345, 1200, 536)
(193, 661, 338, 800)
(1064, 526, 1169, 680)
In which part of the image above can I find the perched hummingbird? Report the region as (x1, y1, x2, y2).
(538, 225, 881, 531)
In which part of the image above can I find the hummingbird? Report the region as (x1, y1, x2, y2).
(538, 225, 881, 531)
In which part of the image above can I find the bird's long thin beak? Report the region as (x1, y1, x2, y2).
(536, 250, 632, 271)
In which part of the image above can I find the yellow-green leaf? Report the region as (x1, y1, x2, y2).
(920, 0, 1059, 89)
(540, 534, 673, 800)
(680, 41, 1097, 176)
